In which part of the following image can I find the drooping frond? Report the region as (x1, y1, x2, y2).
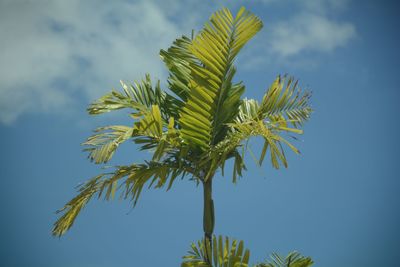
(123, 160, 188, 205)
(179, 7, 263, 151)
(199, 117, 302, 181)
(232, 149, 247, 183)
(258, 76, 312, 127)
(229, 119, 302, 169)
(181, 235, 250, 267)
(52, 165, 135, 237)
(53, 159, 195, 237)
(255, 251, 314, 267)
(82, 105, 165, 164)
(83, 125, 133, 164)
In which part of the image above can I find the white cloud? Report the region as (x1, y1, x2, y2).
(255, 0, 350, 12)
(237, 0, 356, 71)
(0, 0, 356, 124)
(270, 13, 356, 57)
(0, 0, 203, 124)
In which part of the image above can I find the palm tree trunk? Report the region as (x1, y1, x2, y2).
(203, 178, 214, 264)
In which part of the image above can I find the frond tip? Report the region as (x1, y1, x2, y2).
(53, 161, 192, 237)
(259, 75, 312, 127)
(52, 174, 108, 237)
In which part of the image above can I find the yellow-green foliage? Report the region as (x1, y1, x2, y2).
(53, 7, 311, 238)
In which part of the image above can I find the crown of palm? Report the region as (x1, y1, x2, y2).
(53, 7, 312, 237)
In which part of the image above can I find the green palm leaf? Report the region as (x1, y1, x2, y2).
(236, 98, 259, 123)
(87, 74, 181, 121)
(160, 35, 195, 102)
(54, 6, 313, 242)
(52, 165, 135, 237)
(255, 251, 314, 267)
(179, 7, 263, 151)
(83, 125, 133, 164)
(53, 159, 194, 237)
(258, 76, 312, 127)
(182, 235, 250, 267)
(87, 74, 156, 115)
(83, 104, 164, 164)
(132, 105, 163, 139)
(201, 117, 301, 182)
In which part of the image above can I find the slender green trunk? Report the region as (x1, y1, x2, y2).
(203, 178, 214, 264)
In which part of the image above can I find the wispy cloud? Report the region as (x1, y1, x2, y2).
(270, 13, 356, 57)
(0, 0, 207, 124)
(0, 0, 356, 124)
(240, 0, 356, 70)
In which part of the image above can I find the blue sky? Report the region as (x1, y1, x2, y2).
(0, 0, 399, 266)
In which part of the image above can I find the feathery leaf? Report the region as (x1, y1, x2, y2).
(83, 125, 133, 164)
(182, 235, 250, 267)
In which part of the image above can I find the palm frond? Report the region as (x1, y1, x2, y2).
(199, 118, 302, 182)
(160, 35, 196, 102)
(132, 105, 163, 138)
(236, 98, 259, 122)
(131, 106, 186, 162)
(87, 74, 155, 115)
(83, 105, 164, 164)
(213, 80, 246, 143)
(53, 159, 195, 237)
(181, 235, 250, 267)
(255, 251, 314, 267)
(87, 74, 182, 121)
(83, 125, 133, 164)
(84, 103, 185, 165)
(258, 76, 312, 127)
(179, 7, 263, 151)
(123, 160, 186, 205)
(52, 165, 136, 237)
(151, 116, 184, 161)
(228, 119, 301, 169)
(232, 149, 246, 183)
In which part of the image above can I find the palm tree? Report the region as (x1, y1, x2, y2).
(181, 236, 313, 267)
(53, 6, 312, 266)
(256, 251, 314, 267)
